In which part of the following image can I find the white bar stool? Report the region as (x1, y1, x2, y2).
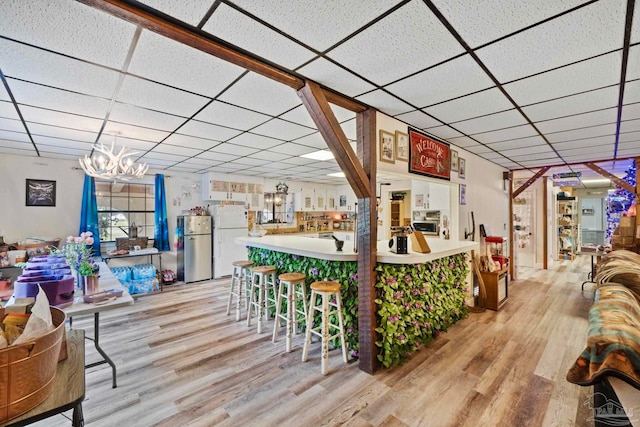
(226, 260, 253, 321)
(272, 272, 308, 352)
(247, 265, 277, 334)
(301, 281, 348, 375)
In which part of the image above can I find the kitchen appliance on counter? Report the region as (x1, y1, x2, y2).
(177, 215, 212, 283)
(211, 205, 248, 278)
(413, 210, 441, 236)
(388, 226, 410, 254)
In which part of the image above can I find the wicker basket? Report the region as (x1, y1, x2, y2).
(116, 237, 149, 251)
(0, 307, 66, 423)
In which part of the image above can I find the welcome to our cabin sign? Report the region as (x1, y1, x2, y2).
(408, 127, 451, 181)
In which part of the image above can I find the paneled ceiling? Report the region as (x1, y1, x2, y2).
(0, 0, 638, 185)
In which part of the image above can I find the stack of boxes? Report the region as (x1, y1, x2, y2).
(612, 216, 638, 252)
(110, 264, 159, 295)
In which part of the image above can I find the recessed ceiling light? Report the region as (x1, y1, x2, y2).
(300, 150, 334, 161)
(328, 172, 345, 177)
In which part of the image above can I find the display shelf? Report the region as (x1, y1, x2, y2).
(479, 266, 508, 311)
(557, 197, 579, 260)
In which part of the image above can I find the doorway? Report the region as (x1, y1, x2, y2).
(513, 189, 536, 270)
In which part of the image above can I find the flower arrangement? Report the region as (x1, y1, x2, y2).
(59, 232, 99, 276)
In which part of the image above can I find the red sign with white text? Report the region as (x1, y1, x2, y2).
(408, 128, 451, 180)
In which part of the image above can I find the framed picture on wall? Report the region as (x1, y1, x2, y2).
(450, 150, 459, 172)
(458, 158, 466, 179)
(26, 179, 56, 207)
(379, 130, 395, 163)
(460, 184, 466, 205)
(395, 131, 409, 161)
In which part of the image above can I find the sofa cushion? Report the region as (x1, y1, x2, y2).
(567, 284, 640, 389)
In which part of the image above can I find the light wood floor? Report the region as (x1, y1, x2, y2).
(36, 257, 596, 427)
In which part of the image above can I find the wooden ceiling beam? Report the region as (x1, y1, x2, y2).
(323, 89, 367, 113)
(512, 166, 550, 199)
(585, 162, 636, 194)
(298, 81, 371, 199)
(77, 0, 305, 90)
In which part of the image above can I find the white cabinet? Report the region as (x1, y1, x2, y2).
(295, 187, 316, 211)
(202, 173, 264, 206)
(336, 184, 357, 212)
(246, 182, 264, 210)
(411, 180, 430, 210)
(315, 186, 326, 212)
(428, 182, 450, 211)
(326, 188, 338, 211)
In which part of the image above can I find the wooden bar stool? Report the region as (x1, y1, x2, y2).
(226, 260, 254, 321)
(272, 272, 308, 352)
(247, 265, 277, 334)
(302, 281, 348, 375)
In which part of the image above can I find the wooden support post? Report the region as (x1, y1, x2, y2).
(509, 176, 515, 280)
(542, 177, 548, 270)
(512, 166, 550, 199)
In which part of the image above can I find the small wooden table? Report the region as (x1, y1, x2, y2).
(1, 330, 85, 427)
(479, 266, 509, 311)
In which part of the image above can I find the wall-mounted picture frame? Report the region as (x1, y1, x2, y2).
(26, 179, 56, 207)
(415, 194, 424, 207)
(458, 158, 466, 180)
(460, 184, 466, 205)
(395, 131, 409, 161)
(450, 150, 459, 172)
(379, 130, 395, 164)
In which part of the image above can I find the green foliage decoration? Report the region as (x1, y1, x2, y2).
(374, 253, 470, 368)
(247, 247, 359, 356)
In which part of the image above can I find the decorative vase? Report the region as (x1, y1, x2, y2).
(81, 275, 99, 295)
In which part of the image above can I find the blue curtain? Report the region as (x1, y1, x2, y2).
(79, 174, 101, 255)
(154, 174, 170, 251)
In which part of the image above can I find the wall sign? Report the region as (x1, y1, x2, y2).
(408, 128, 451, 180)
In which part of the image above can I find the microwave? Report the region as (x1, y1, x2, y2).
(413, 221, 439, 235)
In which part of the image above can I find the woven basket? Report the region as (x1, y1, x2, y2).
(116, 237, 149, 251)
(0, 307, 66, 423)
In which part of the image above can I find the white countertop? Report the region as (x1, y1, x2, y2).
(236, 235, 479, 264)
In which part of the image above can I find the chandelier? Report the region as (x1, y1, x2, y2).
(79, 139, 148, 181)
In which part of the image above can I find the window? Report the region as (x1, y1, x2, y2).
(96, 182, 155, 242)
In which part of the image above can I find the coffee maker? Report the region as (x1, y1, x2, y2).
(388, 226, 409, 254)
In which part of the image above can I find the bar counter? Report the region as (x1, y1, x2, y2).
(236, 235, 479, 263)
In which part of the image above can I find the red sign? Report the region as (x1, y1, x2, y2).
(408, 128, 451, 180)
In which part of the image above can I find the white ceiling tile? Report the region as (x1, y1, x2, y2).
(228, 133, 283, 149)
(28, 123, 97, 143)
(0, 0, 136, 68)
(116, 75, 209, 117)
(0, 130, 29, 143)
(20, 106, 103, 133)
(486, 135, 546, 151)
(535, 108, 618, 133)
(210, 143, 260, 157)
(472, 124, 538, 144)
(509, 152, 559, 162)
(95, 136, 157, 152)
(556, 145, 614, 157)
(518, 158, 564, 167)
(355, 90, 413, 116)
(626, 46, 640, 80)
(546, 124, 617, 143)
(181, 158, 219, 167)
(341, 119, 357, 141)
(140, 159, 176, 167)
(424, 88, 513, 123)
(454, 110, 527, 135)
(619, 130, 640, 143)
(432, 0, 587, 47)
(128, 30, 245, 99)
(446, 136, 478, 148)
(294, 132, 328, 149)
(522, 86, 619, 122)
(632, 4, 640, 43)
(8, 79, 109, 118)
(141, 151, 188, 161)
(423, 126, 463, 140)
(330, 104, 358, 123)
(102, 121, 169, 143)
(166, 166, 203, 173)
(328, 1, 463, 85)
(0, 39, 121, 98)
(177, 120, 243, 142)
(394, 110, 441, 129)
(386, 55, 494, 108)
(137, 0, 215, 26)
(267, 143, 317, 156)
(232, 157, 269, 167)
(465, 144, 494, 155)
(203, 3, 316, 69)
(504, 51, 622, 105)
(247, 151, 289, 162)
(33, 136, 93, 150)
(230, 0, 404, 51)
(561, 152, 613, 162)
(0, 139, 31, 150)
(218, 73, 302, 116)
(163, 133, 219, 150)
(38, 145, 87, 156)
(110, 102, 186, 132)
(211, 163, 249, 171)
(476, 0, 627, 82)
(197, 151, 240, 162)
(619, 118, 640, 133)
(194, 101, 270, 130)
(0, 117, 27, 133)
(279, 106, 317, 129)
(152, 144, 202, 157)
(0, 85, 8, 102)
(297, 58, 376, 97)
(621, 103, 640, 121)
(251, 119, 315, 141)
(622, 80, 640, 104)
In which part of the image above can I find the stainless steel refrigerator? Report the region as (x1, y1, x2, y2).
(176, 215, 212, 283)
(211, 205, 248, 278)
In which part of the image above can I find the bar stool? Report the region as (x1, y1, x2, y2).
(272, 272, 308, 352)
(302, 281, 348, 375)
(247, 265, 277, 334)
(226, 260, 254, 321)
